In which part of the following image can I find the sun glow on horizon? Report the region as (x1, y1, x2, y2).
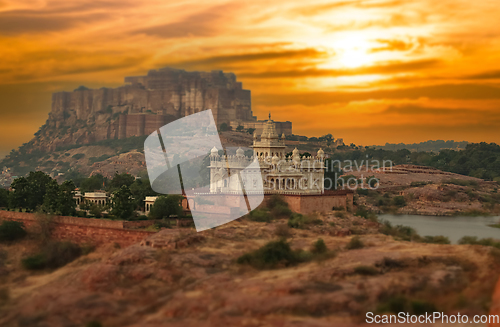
(318, 34, 378, 69)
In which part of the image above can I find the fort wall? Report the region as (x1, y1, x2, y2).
(185, 191, 353, 216)
(271, 191, 354, 215)
(0, 211, 154, 248)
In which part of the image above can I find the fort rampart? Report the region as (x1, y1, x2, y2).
(0, 211, 155, 248)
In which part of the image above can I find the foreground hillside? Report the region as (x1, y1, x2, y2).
(1, 212, 499, 327)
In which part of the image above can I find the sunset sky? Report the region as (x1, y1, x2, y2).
(1, 0, 500, 158)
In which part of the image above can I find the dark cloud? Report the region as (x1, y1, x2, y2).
(254, 84, 500, 107)
(168, 49, 326, 70)
(0, 1, 138, 35)
(239, 59, 440, 79)
(382, 105, 480, 115)
(51, 56, 149, 78)
(0, 2, 117, 35)
(134, 3, 239, 39)
(291, 0, 404, 17)
(370, 39, 415, 53)
(0, 15, 78, 34)
(463, 70, 500, 80)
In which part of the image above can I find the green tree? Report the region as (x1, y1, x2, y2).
(219, 123, 230, 132)
(80, 174, 106, 192)
(10, 172, 53, 212)
(43, 179, 60, 214)
(0, 188, 9, 208)
(43, 180, 77, 216)
(26, 171, 53, 211)
(107, 173, 135, 192)
(9, 177, 29, 210)
(89, 204, 104, 218)
(236, 125, 244, 132)
(130, 178, 156, 210)
(58, 181, 77, 216)
(64, 170, 86, 187)
(148, 195, 183, 219)
(110, 186, 135, 219)
(246, 128, 256, 135)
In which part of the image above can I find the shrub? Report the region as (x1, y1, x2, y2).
(379, 221, 419, 242)
(237, 239, 302, 269)
(376, 296, 436, 314)
(311, 238, 327, 254)
(0, 221, 27, 242)
(21, 254, 46, 270)
(410, 300, 437, 315)
(274, 223, 292, 238)
(346, 236, 364, 250)
(248, 209, 272, 222)
(377, 257, 406, 269)
(446, 189, 458, 197)
(353, 265, 378, 275)
(86, 321, 103, 327)
(458, 236, 500, 248)
(267, 195, 289, 210)
(72, 153, 85, 160)
(89, 205, 103, 218)
(354, 205, 378, 221)
(154, 220, 173, 229)
(410, 181, 429, 187)
(334, 211, 346, 219)
(442, 195, 452, 202)
(356, 188, 369, 195)
(288, 213, 310, 229)
(444, 179, 478, 187)
(271, 204, 292, 218)
(22, 241, 82, 270)
(392, 196, 406, 207)
(421, 235, 450, 244)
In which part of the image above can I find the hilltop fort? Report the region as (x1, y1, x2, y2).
(34, 68, 291, 152)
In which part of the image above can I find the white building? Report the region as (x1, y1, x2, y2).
(83, 192, 108, 206)
(145, 196, 158, 214)
(209, 118, 325, 194)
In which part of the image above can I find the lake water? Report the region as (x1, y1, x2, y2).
(379, 214, 500, 244)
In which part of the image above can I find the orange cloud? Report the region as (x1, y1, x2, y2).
(1, 0, 500, 155)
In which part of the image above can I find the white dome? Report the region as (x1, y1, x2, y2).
(272, 154, 279, 165)
(236, 147, 244, 156)
(211, 146, 219, 155)
(317, 148, 324, 156)
(292, 147, 299, 155)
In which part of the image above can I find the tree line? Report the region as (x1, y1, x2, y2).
(0, 171, 184, 221)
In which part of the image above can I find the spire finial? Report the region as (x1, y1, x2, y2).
(269, 112, 271, 120)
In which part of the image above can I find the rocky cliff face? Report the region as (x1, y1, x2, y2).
(31, 68, 253, 152)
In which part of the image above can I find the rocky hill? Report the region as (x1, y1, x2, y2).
(0, 67, 259, 179)
(0, 129, 329, 182)
(27, 67, 253, 153)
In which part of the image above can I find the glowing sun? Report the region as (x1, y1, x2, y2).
(337, 47, 372, 68)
